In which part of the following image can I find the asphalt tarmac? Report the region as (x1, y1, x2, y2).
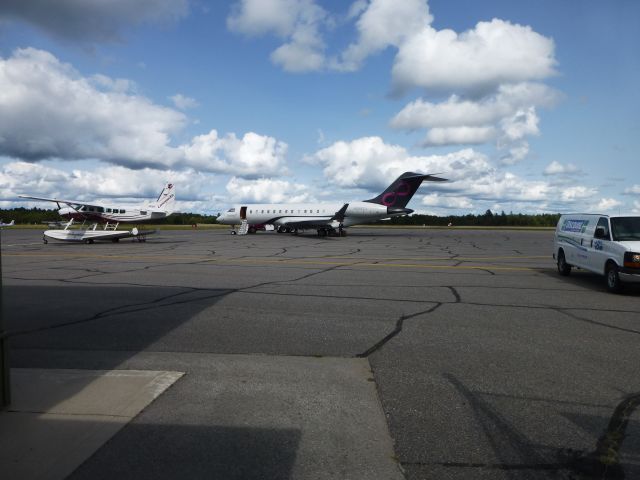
(2, 227, 639, 479)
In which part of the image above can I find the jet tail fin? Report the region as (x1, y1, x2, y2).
(155, 183, 176, 213)
(364, 172, 447, 208)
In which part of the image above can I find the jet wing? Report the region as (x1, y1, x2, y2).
(18, 194, 101, 208)
(278, 204, 349, 230)
(279, 217, 336, 229)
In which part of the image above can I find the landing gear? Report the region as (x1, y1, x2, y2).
(277, 226, 287, 233)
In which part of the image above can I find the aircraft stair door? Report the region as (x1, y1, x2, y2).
(238, 206, 249, 235)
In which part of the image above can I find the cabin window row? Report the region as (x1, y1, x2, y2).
(249, 209, 326, 214)
(83, 207, 126, 213)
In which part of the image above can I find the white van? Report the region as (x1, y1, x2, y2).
(553, 214, 640, 292)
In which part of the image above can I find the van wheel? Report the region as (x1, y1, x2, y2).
(557, 250, 571, 276)
(605, 263, 623, 293)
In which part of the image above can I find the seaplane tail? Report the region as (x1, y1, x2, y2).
(152, 183, 176, 214)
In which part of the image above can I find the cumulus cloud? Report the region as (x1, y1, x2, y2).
(308, 136, 613, 213)
(0, 48, 289, 177)
(391, 83, 559, 162)
(170, 93, 199, 110)
(1, 160, 212, 207)
(623, 185, 640, 195)
(593, 198, 622, 212)
(181, 130, 288, 177)
(422, 193, 473, 209)
(334, 0, 431, 71)
(226, 176, 313, 203)
(227, 0, 328, 72)
(391, 18, 556, 94)
(543, 161, 582, 176)
(0, 0, 188, 43)
(0, 48, 185, 166)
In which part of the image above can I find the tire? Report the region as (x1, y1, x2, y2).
(248, 227, 256, 234)
(557, 250, 571, 276)
(605, 263, 623, 293)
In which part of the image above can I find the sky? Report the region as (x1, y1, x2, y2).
(1, 0, 639, 216)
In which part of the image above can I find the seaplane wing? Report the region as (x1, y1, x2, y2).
(18, 194, 99, 208)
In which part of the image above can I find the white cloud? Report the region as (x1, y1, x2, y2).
(308, 135, 615, 213)
(170, 93, 199, 110)
(1, 161, 212, 206)
(422, 126, 496, 147)
(593, 198, 622, 212)
(228, 0, 328, 72)
(422, 193, 472, 209)
(543, 161, 582, 176)
(180, 130, 288, 177)
(392, 18, 556, 94)
(0, 48, 289, 177)
(0, 0, 188, 43)
(391, 83, 558, 160)
(335, 0, 431, 72)
(623, 185, 640, 195)
(560, 186, 597, 202)
(0, 48, 185, 166)
(226, 177, 313, 203)
(633, 200, 640, 214)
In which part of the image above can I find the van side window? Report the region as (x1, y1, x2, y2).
(595, 217, 610, 240)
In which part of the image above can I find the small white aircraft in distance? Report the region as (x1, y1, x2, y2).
(216, 172, 447, 236)
(19, 183, 176, 223)
(0, 219, 15, 228)
(19, 183, 175, 243)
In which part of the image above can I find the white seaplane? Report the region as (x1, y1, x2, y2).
(19, 183, 175, 244)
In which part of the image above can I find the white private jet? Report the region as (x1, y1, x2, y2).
(19, 183, 176, 223)
(217, 172, 447, 236)
(0, 220, 15, 228)
(19, 183, 175, 243)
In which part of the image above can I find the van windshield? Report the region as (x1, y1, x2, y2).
(610, 217, 640, 241)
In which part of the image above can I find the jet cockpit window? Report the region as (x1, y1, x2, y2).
(227, 208, 236, 213)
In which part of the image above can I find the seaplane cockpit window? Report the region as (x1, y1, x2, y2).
(88, 207, 95, 212)
(97, 207, 104, 213)
(106, 208, 112, 213)
(120, 209, 126, 214)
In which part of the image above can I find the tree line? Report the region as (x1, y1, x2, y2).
(2, 207, 561, 227)
(381, 210, 561, 227)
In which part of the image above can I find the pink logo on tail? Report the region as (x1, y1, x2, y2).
(381, 180, 411, 206)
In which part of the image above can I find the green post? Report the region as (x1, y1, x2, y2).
(0, 227, 9, 408)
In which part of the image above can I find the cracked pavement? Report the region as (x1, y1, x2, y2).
(2, 227, 639, 479)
